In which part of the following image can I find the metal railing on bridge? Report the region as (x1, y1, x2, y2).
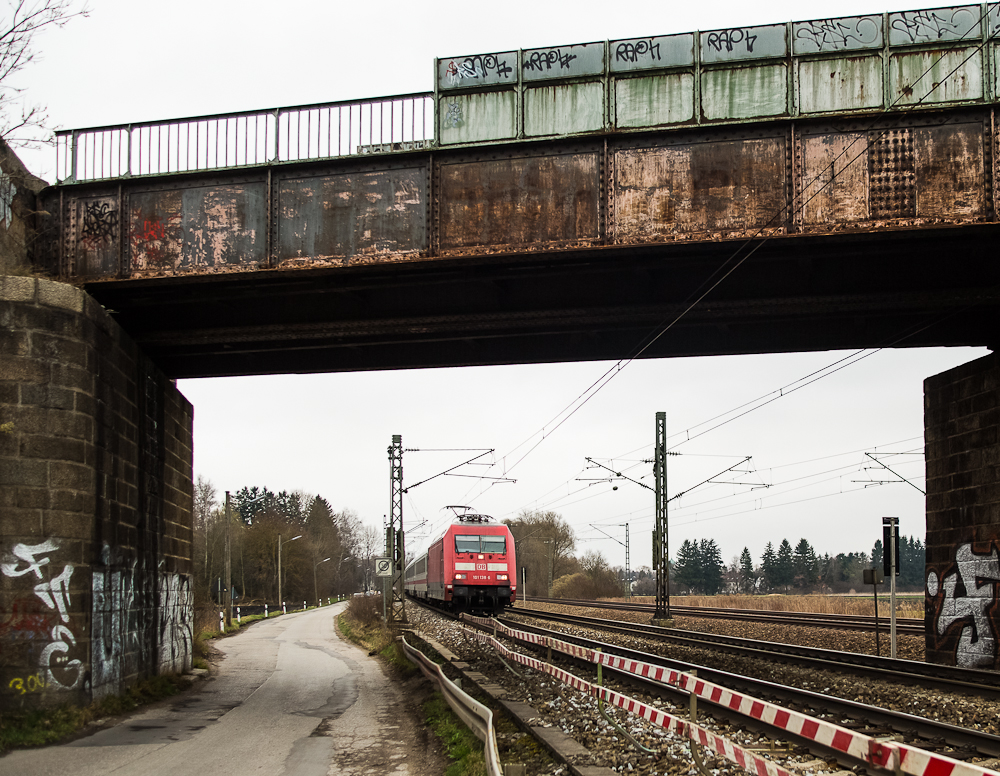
(55, 92, 434, 183)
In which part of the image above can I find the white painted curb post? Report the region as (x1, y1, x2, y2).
(282, 601, 286, 614)
(265, 603, 268, 617)
(237, 606, 241, 623)
(219, 611, 224, 632)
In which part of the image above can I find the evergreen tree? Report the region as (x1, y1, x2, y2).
(739, 547, 755, 593)
(775, 539, 795, 590)
(760, 542, 777, 591)
(793, 538, 818, 588)
(674, 539, 702, 593)
(699, 539, 725, 595)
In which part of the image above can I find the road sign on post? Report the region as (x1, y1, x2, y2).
(882, 516, 899, 658)
(375, 557, 392, 577)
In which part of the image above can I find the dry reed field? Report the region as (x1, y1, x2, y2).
(606, 594, 924, 618)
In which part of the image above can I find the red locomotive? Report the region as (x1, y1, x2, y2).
(404, 508, 517, 613)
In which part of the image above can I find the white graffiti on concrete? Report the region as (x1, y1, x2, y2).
(91, 565, 137, 699)
(2, 540, 84, 690)
(159, 573, 193, 674)
(927, 543, 1000, 668)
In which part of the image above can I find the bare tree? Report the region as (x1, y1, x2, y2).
(0, 0, 88, 146)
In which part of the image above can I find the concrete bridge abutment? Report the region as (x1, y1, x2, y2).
(0, 276, 193, 709)
(925, 353, 1000, 669)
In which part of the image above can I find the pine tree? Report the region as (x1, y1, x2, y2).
(760, 542, 777, 592)
(674, 539, 702, 593)
(739, 547, 755, 593)
(699, 539, 725, 595)
(793, 538, 818, 589)
(775, 539, 795, 590)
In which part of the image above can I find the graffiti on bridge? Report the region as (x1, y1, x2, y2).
(926, 542, 1000, 668)
(1, 539, 84, 691)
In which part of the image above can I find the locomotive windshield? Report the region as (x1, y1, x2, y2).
(455, 535, 507, 554)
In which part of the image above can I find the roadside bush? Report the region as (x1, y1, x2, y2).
(346, 593, 383, 627)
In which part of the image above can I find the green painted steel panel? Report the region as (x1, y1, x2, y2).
(524, 82, 604, 137)
(890, 47, 982, 105)
(439, 92, 517, 145)
(798, 55, 883, 113)
(701, 64, 787, 121)
(615, 74, 694, 128)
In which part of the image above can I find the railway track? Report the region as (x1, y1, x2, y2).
(507, 607, 1000, 700)
(407, 600, 1000, 776)
(474, 612, 1000, 769)
(524, 596, 925, 635)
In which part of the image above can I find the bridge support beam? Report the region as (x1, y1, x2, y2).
(0, 276, 194, 709)
(925, 352, 1000, 670)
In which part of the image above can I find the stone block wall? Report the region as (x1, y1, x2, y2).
(924, 352, 1000, 669)
(0, 276, 193, 709)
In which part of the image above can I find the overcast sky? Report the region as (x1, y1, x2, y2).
(15, 0, 990, 570)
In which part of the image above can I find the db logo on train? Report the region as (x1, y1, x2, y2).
(476, 563, 486, 570)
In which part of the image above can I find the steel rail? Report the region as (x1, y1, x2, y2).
(476, 616, 1000, 764)
(507, 608, 1000, 699)
(523, 596, 925, 635)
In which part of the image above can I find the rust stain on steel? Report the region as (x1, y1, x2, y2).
(800, 132, 869, 225)
(913, 124, 984, 219)
(613, 138, 787, 243)
(437, 153, 600, 253)
(129, 184, 267, 276)
(276, 168, 427, 267)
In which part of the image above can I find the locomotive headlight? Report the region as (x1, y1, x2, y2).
(496, 574, 508, 581)
(454, 573, 467, 580)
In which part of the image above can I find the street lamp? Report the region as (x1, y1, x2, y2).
(314, 557, 331, 607)
(278, 533, 302, 609)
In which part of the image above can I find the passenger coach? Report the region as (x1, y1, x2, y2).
(404, 510, 516, 613)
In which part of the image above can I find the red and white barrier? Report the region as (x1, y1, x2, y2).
(460, 614, 1000, 776)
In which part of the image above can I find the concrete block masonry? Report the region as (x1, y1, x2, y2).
(0, 276, 194, 710)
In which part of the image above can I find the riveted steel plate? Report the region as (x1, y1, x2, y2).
(276, 167, 427, 266)
(437, 152, 600, 251)
(522, 42, 604, 81)
(72, 196, 120, 277)
(612, 137, 787, 241)
(912, 123, 985, 219)
(610, 34, 695, 72)
(792, 15, 883, 54)
(799, 132, 870, 225)
(700, 24, 787, 63)
(439, 92, 517, 145)
(615, 73, 695, 127)
(129, 184, 267, 274)
(889, 46, 983, 105)
(798, 55, 883, 113)
(701, 64, 788, 120)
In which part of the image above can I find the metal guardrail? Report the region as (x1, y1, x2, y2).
(55, 92, 434, 183)
(397, 635, 503, 776)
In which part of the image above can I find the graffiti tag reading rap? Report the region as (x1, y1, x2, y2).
(706, 28, 757, 54)
(615, 40, 662, 64)
(1, 540, 84, 691)
(523, 48, 578, 73)
(446, 54, 513, 84)
(80, 201, 118, 248)
(927, 543, 1000, 668)
(795, 19, 880, 51)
